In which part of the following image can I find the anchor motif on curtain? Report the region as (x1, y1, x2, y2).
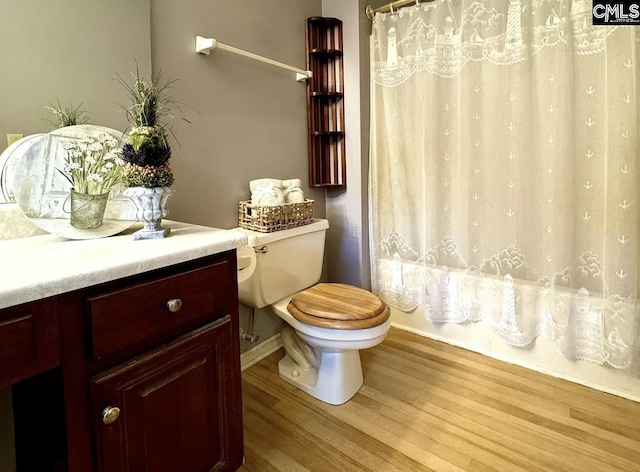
(369, 0, 639, 374)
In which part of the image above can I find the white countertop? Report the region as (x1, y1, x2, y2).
(0, 221, 248, 309)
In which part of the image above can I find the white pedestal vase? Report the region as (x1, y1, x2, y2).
(123, 186, 175, 240)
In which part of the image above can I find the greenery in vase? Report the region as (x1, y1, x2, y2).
(45, 100, 89, 129)
(117, 67, 186, 188)
(58, 134, 125, 195)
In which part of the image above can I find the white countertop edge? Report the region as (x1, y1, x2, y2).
(0, 220, 248, 309)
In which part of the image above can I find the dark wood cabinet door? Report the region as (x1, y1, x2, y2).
(0, 298, 60, 388)
(89, 316, 243, 472)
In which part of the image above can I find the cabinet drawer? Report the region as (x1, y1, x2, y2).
(88, 261, 229, 359)
(0, 299, 60, 387)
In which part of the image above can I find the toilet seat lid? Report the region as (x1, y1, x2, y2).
(288, 283, 390, 330)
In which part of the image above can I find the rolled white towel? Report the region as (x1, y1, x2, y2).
(251, 181, 284, 206)
(282, 178, 305, 203)
(250, 178, 282, 192)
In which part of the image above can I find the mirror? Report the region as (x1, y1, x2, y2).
(0, 0, 152, 204)
(11, 125, 137, 239)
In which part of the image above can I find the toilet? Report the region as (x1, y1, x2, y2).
(236, 218, 391, 405)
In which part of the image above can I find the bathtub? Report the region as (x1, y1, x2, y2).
(375, 257, 640, 402)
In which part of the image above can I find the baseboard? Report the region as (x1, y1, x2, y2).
(240, 334, 283, 371)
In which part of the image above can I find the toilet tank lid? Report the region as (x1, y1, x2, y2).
(236, 218, 329, 246)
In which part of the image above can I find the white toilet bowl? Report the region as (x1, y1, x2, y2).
(270, 297, 390, 405)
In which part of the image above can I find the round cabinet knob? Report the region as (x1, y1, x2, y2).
(102, 406, 120, 425)
(167, 298, 183, 313)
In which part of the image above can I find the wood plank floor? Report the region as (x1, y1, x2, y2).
(238, 327, 640, 472)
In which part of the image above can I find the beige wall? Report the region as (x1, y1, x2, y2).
(322, 0, 383, 289)
(149, 0, 323, 351)
(0, 0, 151, 152)
(149, 0, 324, 230)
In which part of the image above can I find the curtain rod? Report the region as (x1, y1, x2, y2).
(365, 0, 433, 20)
(195, 36, 312, 82)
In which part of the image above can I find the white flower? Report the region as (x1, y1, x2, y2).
(87, 174, 104, 183)
(88, 142, 103, 152)
(64, 163, 81, 172)
(57, 134, 124, 194)
(104, 149, 121, 160)
(99, 134, 118, 147)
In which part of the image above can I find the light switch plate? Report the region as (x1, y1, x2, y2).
(6, 134, 24, 147)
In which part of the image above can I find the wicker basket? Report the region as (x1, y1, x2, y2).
(238, 199, 314, 233)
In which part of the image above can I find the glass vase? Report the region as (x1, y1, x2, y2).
(69, 190, 109, 229)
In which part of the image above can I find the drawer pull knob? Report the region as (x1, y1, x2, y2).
(167, 298, 183, 312)
(102, 406, 120, 425)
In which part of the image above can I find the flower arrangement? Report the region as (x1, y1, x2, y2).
(58, 134, 125, 195)
(117, 68, 181, 188)
(45, 101, 89, 129)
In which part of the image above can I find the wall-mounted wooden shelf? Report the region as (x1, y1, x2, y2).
(309, 49, 343, 57)
(311, 92, 344, 98)
(305, 17, 346, 189)
(312, 131, 345, 137)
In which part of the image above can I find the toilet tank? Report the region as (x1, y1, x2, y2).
(237, 218, 329, 308)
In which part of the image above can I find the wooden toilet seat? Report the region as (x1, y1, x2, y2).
(287, 283, 390, 330)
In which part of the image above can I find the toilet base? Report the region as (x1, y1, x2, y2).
(278, 349, 364, 405)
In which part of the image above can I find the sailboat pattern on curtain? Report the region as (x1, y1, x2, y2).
(368, 0, 639, 373)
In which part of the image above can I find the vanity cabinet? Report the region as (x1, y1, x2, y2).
(8, 250, 244, 472)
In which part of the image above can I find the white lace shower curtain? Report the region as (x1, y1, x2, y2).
(369, 1, 640, 373)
